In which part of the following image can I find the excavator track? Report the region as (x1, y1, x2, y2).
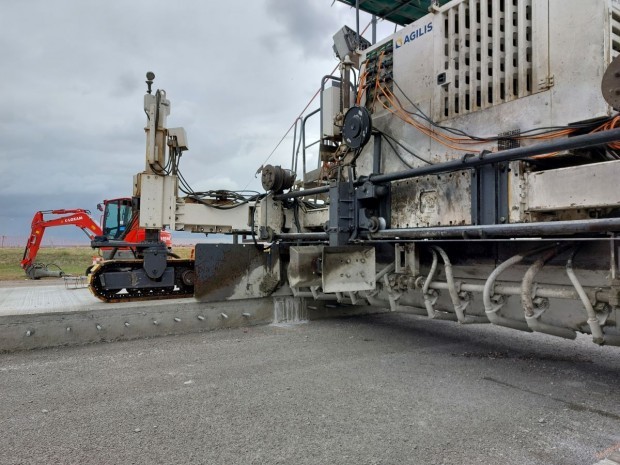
(88, 259, 195, 303)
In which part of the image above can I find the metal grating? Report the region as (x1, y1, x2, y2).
(437, 0, 533, 121)
(336, 0, 451, 26)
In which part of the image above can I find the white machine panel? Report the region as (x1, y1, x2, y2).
(526, 160, 620, 212)
(138, 173, 177, 229)
(359, 0, 616, 170)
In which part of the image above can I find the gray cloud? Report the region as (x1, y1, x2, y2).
(0, 0, 380, 241)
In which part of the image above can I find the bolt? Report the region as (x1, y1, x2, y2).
(197, 315, 205, 321)
(25, 330, 33, 337)
(124, 322, 130, 327)
(242, 313, 251, 318)
(220, 313, 229, 319)
(96, 324, 102, 331)
(153, 320, 159, 326)
(66, 327, 71, 332)
(174, 317, 181, 322)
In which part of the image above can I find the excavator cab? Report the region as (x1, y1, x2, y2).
(102, 198, 133, 240)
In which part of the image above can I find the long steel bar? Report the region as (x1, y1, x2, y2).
(428, 281, 610, 304)
(372, 217, 620, 239)
(276, 128, 620, 200)
(274, 232, 329, 241)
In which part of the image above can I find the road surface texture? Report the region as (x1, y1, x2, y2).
(1, 312, 619, 465)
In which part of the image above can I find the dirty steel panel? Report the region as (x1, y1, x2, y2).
(526, 160, 620, 211)
(322, 246, 375, 293)
(390, 171, 472, 228)
(194, 244, 280, 302)
(288, 246, 323, 288)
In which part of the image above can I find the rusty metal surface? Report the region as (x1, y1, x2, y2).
(194, 244, 281, 302)
(390, 170, 472, 228)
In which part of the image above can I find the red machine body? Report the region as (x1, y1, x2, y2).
(21, 198, 172, 279)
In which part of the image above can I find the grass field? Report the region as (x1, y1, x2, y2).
(0, 246, 194, 281)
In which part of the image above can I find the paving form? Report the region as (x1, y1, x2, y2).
(1, 312, 619, 465)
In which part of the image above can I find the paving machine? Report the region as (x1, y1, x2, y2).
(90, 0, 620, 346)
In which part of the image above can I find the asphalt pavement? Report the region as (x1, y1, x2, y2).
(1, 312, 619, 465)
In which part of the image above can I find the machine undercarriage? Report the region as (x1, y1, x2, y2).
(90, 0, 620, 347)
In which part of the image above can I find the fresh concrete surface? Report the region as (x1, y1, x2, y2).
(0, 279, 152, 316)
(1, 312, 619, 465)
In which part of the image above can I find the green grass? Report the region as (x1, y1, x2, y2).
(0, 246, 194, 281)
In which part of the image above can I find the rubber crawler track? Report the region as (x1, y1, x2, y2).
(88, 259, 195, 303)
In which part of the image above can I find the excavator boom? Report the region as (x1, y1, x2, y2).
(21, 209, 101, 279)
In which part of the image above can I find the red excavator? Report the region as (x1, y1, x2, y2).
(21, 198, 172, 279)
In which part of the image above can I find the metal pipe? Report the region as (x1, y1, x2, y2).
(370, 128, 620, 184)
(375, 262, 395, 282)
(301, 108, 321, 182)
(372, 15, 377, 44)
(522, 248, 562, 318)
(428, 282, 609, 303)
(276, 185, 331, 200)
(291, 118, 300, 171)
(420, 249, 455, 320)
(483, 251, 538, 331)
(274, 232, 328, 241)
(521, 247, 577, 339)
(372, 218, 620, 239)
(356, 0, 360, 41)
(566, 250, 604, 344)
(422, 249, 439, 318)
(275, 128, 620, 199)
(433, 246, 487, 323)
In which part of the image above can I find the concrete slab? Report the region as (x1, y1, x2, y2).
(0, 279, 175, 316)
(0, 279, 388, 351)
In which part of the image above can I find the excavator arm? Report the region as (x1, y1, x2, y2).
(21, 209, 102, 279)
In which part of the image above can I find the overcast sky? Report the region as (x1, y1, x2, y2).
(0, 0, 396, 243)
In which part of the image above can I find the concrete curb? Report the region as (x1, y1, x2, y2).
(594, 452, 620, 465)
(0, 297, 389, 351)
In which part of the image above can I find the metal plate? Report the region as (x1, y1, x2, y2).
(288, 246, 323, 288)
(322, 246, 375, 293)
(194, 244, 280, 302)
(602, 54, 620, 109)
(390, 171, 472, 228)
(526, 160, 620, 212)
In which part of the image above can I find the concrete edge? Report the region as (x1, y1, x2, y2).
(0, 297, 390, 352)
